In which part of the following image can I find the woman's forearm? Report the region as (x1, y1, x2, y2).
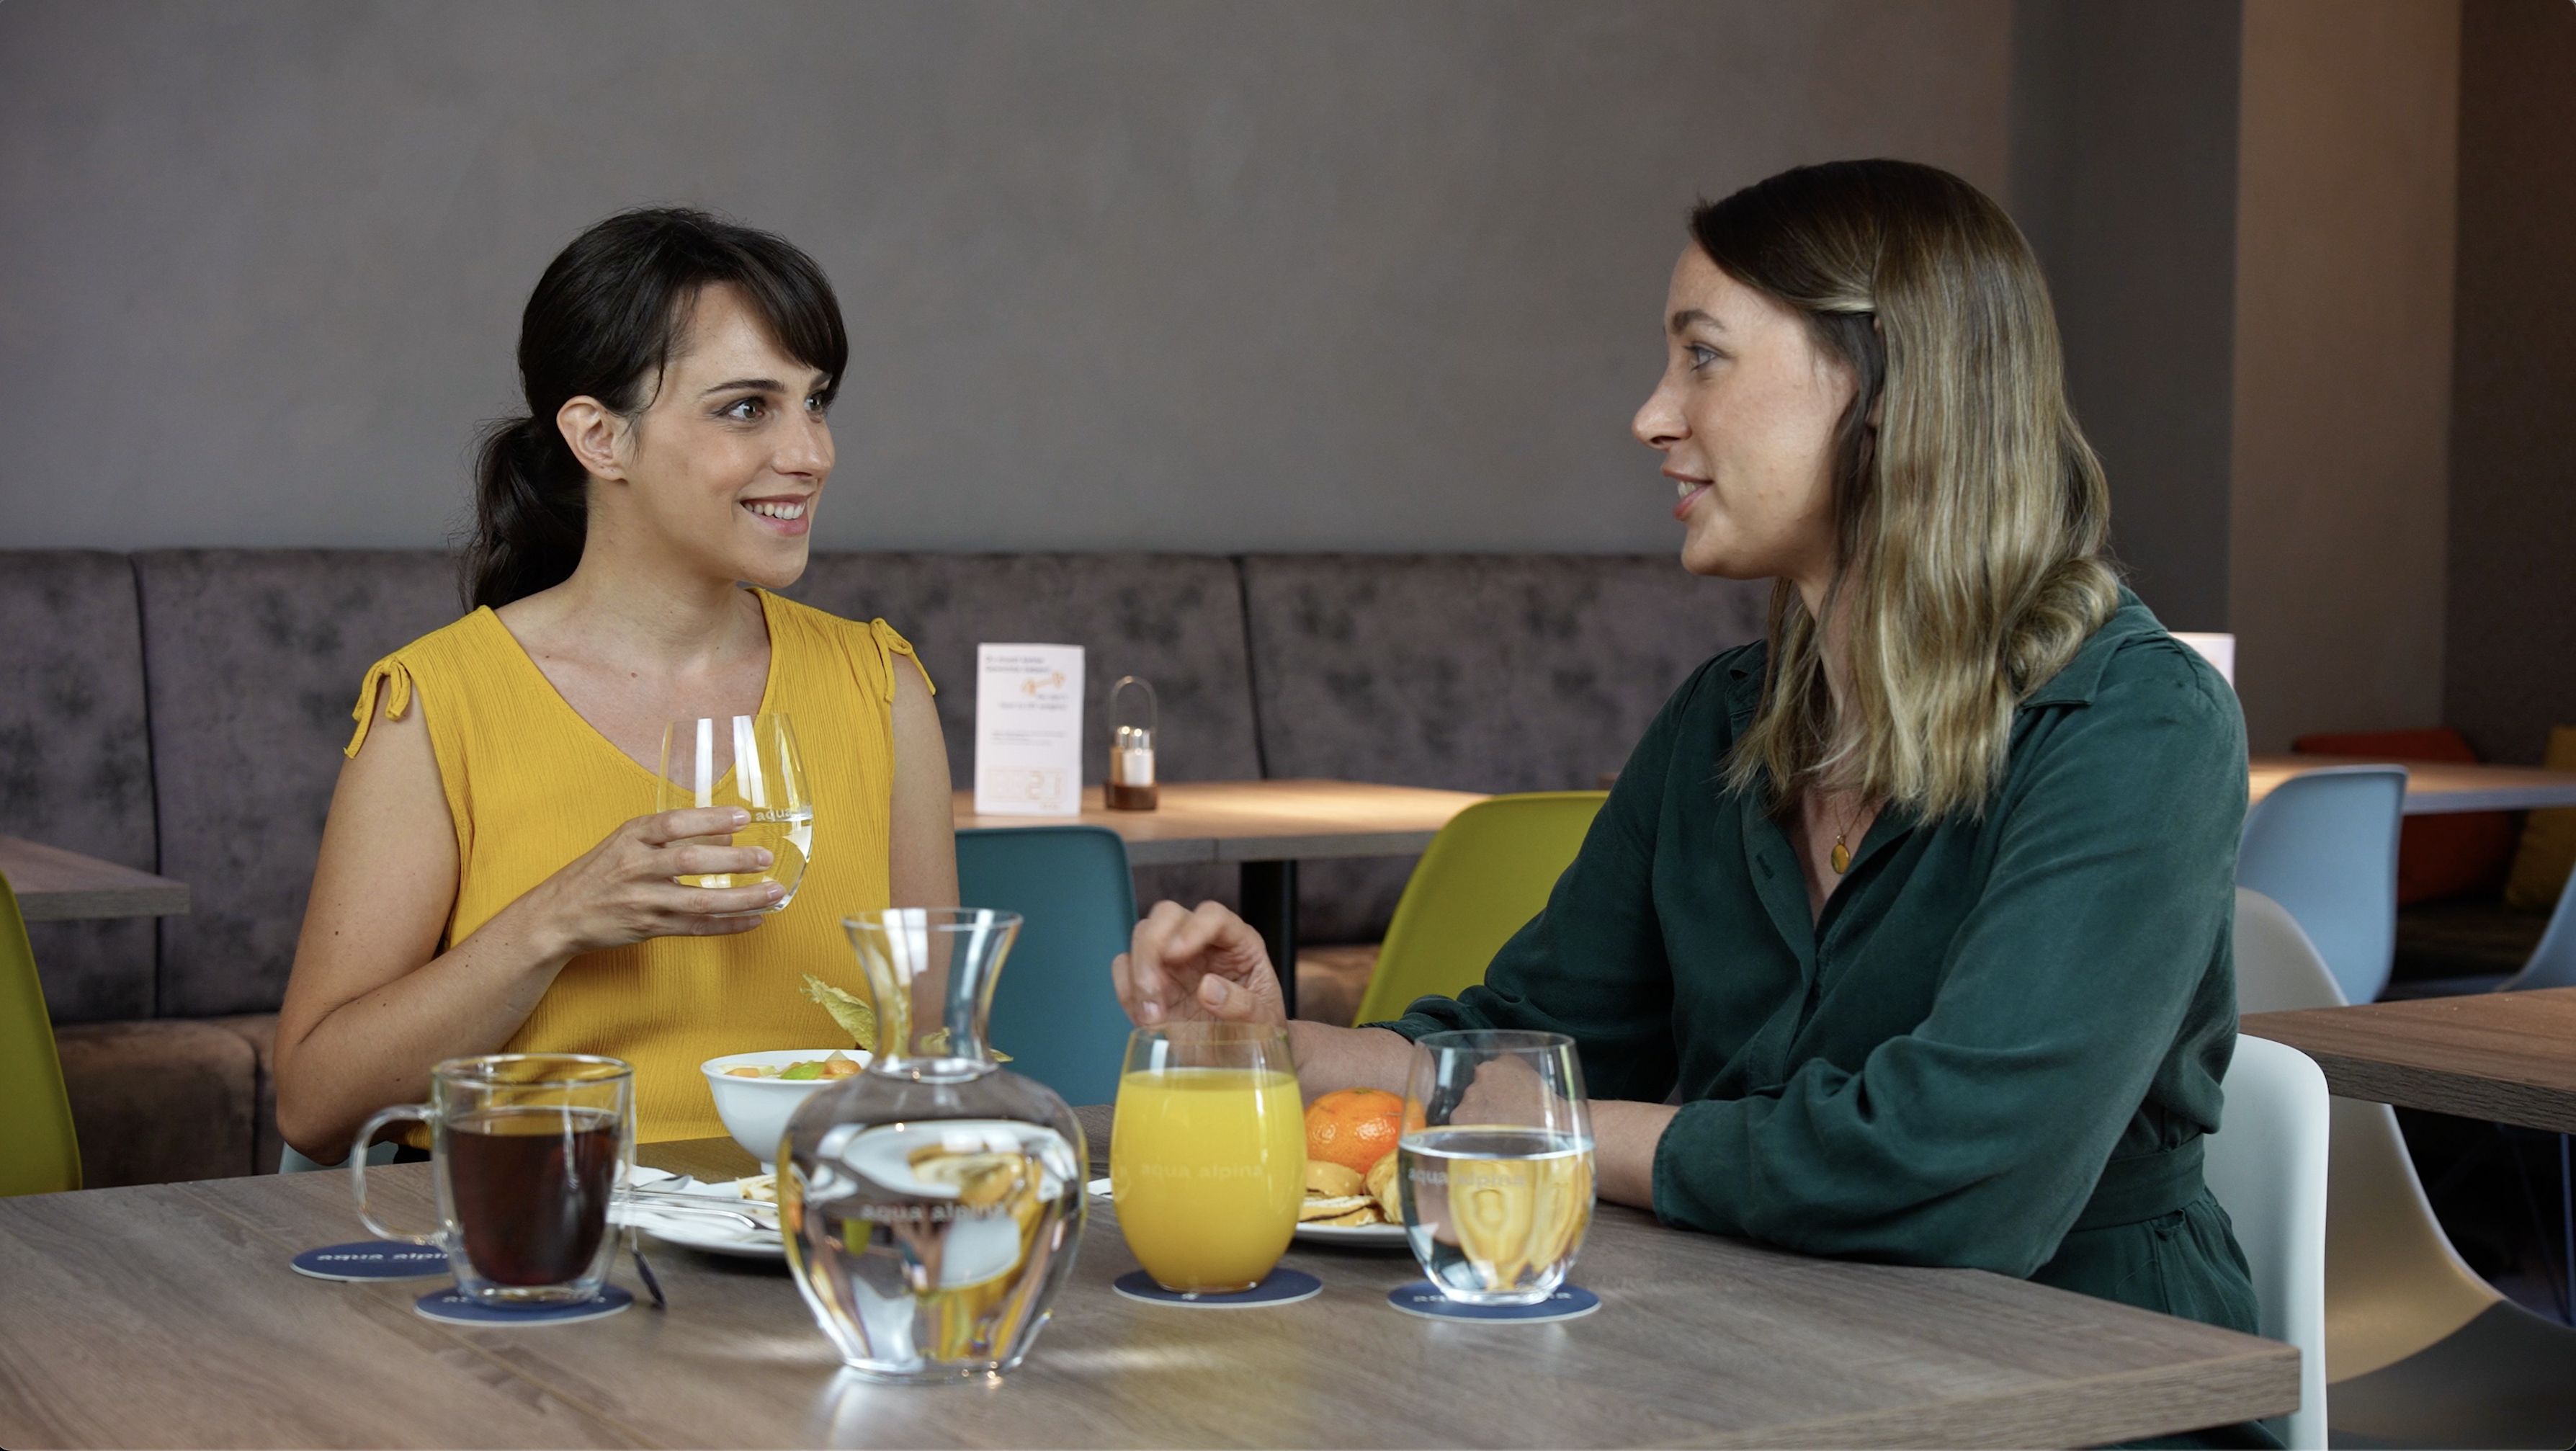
(274, 897, 575, 1160)
(1284, 1021, 1415, 1097)
(1590, 1098, 1680, 1210)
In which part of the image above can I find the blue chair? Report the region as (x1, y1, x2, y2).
(2240, 765, 2406, 1004)
(279, 1141, 400, 1174)
(2495, 877, 2576, 993)
(957, 826, 1139, 1108)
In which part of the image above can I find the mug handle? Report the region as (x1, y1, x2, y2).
(349, 1103, 438, 1245)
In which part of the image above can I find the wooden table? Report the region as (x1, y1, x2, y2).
(2249, 755, 2576, 815)
(954, 780, 1485, 1018)
(0, 835, 189, 923)
(2242, 988, 2576, 1136)
(0, 1130, 2296, 1449)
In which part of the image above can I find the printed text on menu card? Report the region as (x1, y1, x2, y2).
(975, 643, 1085, 816)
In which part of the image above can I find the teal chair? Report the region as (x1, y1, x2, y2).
(280, 1140, 399, 1174)
(958, 826, 1139, 1108)
(1, 872, 82, 1195)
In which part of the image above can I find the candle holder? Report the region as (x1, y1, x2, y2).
(1106, 676, 1158, 811)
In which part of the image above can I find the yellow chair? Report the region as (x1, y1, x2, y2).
(1351, 791, 1608, 1026)
(0, 872, 81, 1195)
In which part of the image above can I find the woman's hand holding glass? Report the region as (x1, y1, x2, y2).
(1112, 901, 1289, 1027)
(520, 806, 780, 958)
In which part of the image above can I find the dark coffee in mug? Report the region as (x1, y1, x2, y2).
(352, 1053, 635, 1305)
(447, 1106, 620, 1285)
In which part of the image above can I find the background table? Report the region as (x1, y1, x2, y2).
(2242, 988, 2576, 1135)
(2249, 755, 2576, 815)
(955, 780, 1485, 1017)
(0, 1135, 2295, 1449)
(0, 835, 189, 922)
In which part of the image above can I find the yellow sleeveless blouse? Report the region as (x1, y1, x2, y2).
(344, 589, 926, 1143)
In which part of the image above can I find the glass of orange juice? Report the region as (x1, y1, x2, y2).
(1109, 1022, 1303, 1292)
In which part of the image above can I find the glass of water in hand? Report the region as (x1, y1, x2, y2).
(1399, 1030, 1595, 1305)
(657, 713, 814, 910)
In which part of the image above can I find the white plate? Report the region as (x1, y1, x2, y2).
(637, 1214, 784, 1260)
(1294, 1220, 1410, 1247)
(1090, 1178, 1410, 1248)
(620, 1171, 784, 1260)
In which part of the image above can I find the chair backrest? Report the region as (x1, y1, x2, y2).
(0, 874, 82, 1195)
(1351, 792, 1607, 1026)
(2240, 766, 2405, 1004)
(2232, 888, 2503, 1383)
(2498, 867, 2576, 992)
(2234, 888, 2346, 1013)
(957, 826, 1139, 1108)
(2204, 1034, 2330, 1450)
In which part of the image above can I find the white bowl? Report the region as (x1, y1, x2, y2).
(700, 1049, 868, 1169)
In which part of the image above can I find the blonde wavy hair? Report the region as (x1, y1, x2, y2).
(1707, 161, 2120, 821)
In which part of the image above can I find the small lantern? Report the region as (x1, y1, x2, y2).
(1106, 675, 1158, 811)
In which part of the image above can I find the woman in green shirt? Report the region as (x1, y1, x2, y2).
(1116, 160, 2259, 1429)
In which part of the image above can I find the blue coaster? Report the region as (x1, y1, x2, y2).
(291, 1241, 451, 1282)
(1386, 1281, 1600, 1323)
(413, 1284, 634, 1326)
(1112, 1268, 1322, 1308)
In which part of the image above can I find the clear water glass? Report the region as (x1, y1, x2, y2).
(1399, 1029, 1595, 1305)
(656, 713, 813, 909)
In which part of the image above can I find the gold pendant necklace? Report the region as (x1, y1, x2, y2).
(1827, 793, 1866, 875)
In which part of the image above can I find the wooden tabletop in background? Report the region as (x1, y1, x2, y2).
(0, 835, 189, 923)
(2248, 755, 2576, 815)
(2242, 988, 2576, 1135)
(0, 1126, 2295, 1450)
(952, 779, 1487, 865)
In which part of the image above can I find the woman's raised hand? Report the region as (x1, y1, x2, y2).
(1114, 900, 1289, 1027)
(524, 806, 782, 959)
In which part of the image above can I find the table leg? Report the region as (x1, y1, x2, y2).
(1240, 860, 1298, 1021)
(2560, 1135, 2572, 1327)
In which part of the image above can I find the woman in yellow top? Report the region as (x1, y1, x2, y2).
(275, 209, 955, 1158)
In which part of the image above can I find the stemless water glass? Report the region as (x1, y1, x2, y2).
(351, 1054, 635, 1305)
(1110, 1022, 1304, 1292)
(1399, 1030, 1595, 1305)
(657, 713, 813, 909)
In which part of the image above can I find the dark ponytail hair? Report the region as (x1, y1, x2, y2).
(462, 207, 849, 611)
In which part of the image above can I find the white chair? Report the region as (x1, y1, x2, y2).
(2240, 767, 2406, 1004)
(2494, 874, 2576, 993)
(2235, 888, 2576, 1447)
(2204, 1033, 2330, 1450)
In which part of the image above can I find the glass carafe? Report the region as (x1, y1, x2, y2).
(780, 908, 1087, 1383)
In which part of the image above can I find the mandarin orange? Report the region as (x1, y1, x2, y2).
(1305, 1087, 1404, 1175)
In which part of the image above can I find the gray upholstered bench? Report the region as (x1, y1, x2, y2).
(2, 548, 1761, 1187)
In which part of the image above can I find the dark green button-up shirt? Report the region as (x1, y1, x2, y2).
(1385, 592, 2258, 1331)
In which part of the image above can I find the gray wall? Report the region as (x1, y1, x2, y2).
(2009, 0, 2242, 635)
(2227, 0, 2457, 751)
(2443, 0, 2576, 767)
(0, 0, 2012, 557)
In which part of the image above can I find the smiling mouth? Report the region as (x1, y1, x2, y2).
(1670, 477, 1711, 520)
(743, 499, 808, 520)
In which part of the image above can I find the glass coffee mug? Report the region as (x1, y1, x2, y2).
(351, 1054, 635, 1305)
(1109, 1022, 1303, 1292)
